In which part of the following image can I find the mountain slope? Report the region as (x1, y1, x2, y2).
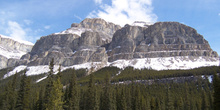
(0, 35, 33, 69)
(1, 18, 219, 79)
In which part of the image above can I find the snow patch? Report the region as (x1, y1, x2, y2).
(132, 21, 154, 27)
(54, 27, 93, 36)
(0, 45, 27, 59)
(0, 35, 34, 45)
(109, 56, 219, 70)
(36, 76, 47, 83)
(4, 62, 103, 80)
(3, 65, 27, 78)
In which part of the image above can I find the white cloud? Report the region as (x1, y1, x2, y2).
(6, 21, 27, 41)
(219, 13, 220, 16)
(88, 0, 157, 26)
(94, 0, 102, 4)
(44, 25, 51, 29)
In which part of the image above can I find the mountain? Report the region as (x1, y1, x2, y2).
(20, 18, 121, 67)
(0, 35, 33, 69)
(1, 18, 219, 79)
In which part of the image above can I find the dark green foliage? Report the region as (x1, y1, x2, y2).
(43, 58, 63, 110)
(1, 72, 17, 110)
(16, 70, 31, 110)
(0, 65, 219, 110)
(213, 73, 220, 110)
(67, 70, 79, 110)
(112, 66, 220, 82)
(84, 74, 99, 110)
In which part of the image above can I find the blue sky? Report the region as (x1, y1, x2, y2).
(0, 0, 219, 54)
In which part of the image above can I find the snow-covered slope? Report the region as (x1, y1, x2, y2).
(54, 27, 93, 36)
(3, 62, 102, 79)
(0, 35, 34, 59)
(109, 56, 219, 70)
(0, 35, 34, 46)
(132, 21, 154, 27)
(3, 56, 219, 81)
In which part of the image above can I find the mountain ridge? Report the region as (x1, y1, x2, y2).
(0, 35, 33, 69)
(0, 18, 219, 76)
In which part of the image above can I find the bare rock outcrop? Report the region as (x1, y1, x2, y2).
(107, 22, 218, 62)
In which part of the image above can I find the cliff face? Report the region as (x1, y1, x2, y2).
(19, 18, 218, 68)
(107, 22, 218, 61)
(21, 18, 121, 66)
(0, 35, 33, 69)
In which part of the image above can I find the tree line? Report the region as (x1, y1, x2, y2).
(0, 59, 220, 110)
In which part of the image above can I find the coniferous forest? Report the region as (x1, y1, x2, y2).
(0, 59, 220, 110)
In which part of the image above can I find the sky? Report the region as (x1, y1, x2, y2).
(0, 0, 219, 54)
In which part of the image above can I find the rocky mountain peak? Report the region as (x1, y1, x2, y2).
(76, 18, 121, 37)
(5, 18, 217, 70)
(107, 21, 218, 62)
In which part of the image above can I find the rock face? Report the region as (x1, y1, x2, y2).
(21, 18, 121, 66)
(0, 35, 33, 69)
(107, 22, 218, 61)
(19, 18, 218, 68)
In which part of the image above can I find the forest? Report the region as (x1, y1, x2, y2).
(0, 59, 220, 110)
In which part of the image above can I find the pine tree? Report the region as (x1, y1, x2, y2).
(16, 70, 31, 110)
(213, 73, 220, 110)
(2, 83, 11, 110)
(68, 69, 79, 110)
(184, 83, 190, 110)
(43, 59, 55, 110)
(202, 90, 209, 110)
(156, 97, 161, 110)
(166, 86, 174, 110)
(150, 97, 156, 110)
(35, 87, 44, 110)
(85, 74, 99, 110)
(50, 75, 63, 110)
(2, 72, 18, 110)
(43, 58, 63, 110)
(100, 73, 116, 110)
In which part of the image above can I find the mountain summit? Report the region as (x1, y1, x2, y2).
(1, 18, 219, 71)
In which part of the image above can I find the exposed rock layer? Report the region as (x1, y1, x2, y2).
(19, 19, 218, 67)
(107, 22, 218, 61)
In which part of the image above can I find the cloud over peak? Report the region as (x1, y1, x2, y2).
(88, 0, 157, 26)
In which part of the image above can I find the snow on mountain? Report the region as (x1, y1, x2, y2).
(3, 56, 219, 81)
(109, 56, 219, 70)
(0, 45, 27, 59)
(0, 34, 34, 46)
(0, 35, 34, 59)
(54, 27, 93, 36)
(131, 21, 154, 27)
(3, 62, 102, 79)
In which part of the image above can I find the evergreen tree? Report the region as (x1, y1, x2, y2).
(213, 73, 220, 110)
(16, 70, 31, 110)
(202, 90, 209, 110)
(150, 97, 156, 110)
(50, 75, 63, 110)
(2, 82, 11, 110)
(43, 58, 63, 110)
(184, 83, 190, 110)
(2, 72, 18, 110)
(43, 59, 55, 109)
(101, 73, 115, 110)
(68, 69, 79, 110)
(166, 86, 174, 110)
(156, 97, 161, 110)
(35, 87, 44, 110)
(85, 74, 99, 110)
